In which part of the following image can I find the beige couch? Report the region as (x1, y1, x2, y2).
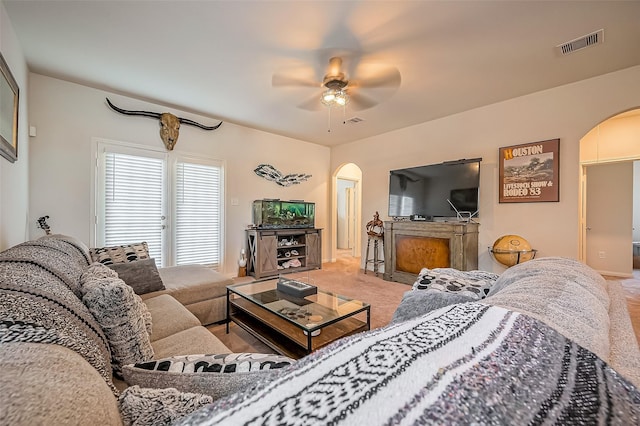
(0, 235, 231, 425)
(145, 264, 232, 326)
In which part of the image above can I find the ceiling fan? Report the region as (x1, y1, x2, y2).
(272, 55, 401, 112)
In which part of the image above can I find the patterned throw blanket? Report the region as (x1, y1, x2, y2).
(0, 237, 116, 394)
(179, 303, 640, 425)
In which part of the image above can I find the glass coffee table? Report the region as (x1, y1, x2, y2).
(226, 277, 370, 359)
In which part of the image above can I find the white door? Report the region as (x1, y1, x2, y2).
(346, 186, 357, 254)
(337, 179, 356, 250)
(585, 162, 633, 275)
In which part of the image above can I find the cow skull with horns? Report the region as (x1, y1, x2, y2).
(106, 98, 222, 150)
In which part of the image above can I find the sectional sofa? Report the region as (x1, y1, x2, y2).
(178, 257, 640, 425)
(1, 234, 639, 425)
(0, 234, 280, 425)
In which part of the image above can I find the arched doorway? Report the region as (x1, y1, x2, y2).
(579, 108, 640, 277)
(331, 163, 362, 262)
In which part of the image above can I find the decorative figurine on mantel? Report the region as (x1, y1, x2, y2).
(366, 211, 384, 237)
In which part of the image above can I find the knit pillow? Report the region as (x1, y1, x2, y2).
(81, 275, 154, 377)
(81, 262, 153, 335)
(118, 385, 212, 426)
(89, 242, 150, 265)
(122, 353, 295, 400)
(413, 268, 499, 300)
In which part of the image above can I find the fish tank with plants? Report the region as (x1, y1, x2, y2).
(252, 199, 315, 229)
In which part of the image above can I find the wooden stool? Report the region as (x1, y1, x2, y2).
(365, 234, 384, 276)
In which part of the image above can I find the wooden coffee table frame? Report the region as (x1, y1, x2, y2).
(226, 283, 370, 359)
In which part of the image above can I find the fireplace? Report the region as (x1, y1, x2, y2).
(383, 221, 479, 285)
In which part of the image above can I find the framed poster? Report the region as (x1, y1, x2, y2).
(0, 51, 19, 163)
(499, 138, 559, 203)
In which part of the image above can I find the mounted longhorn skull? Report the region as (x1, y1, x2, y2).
(106, 98, 222, 150)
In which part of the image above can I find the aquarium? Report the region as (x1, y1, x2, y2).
(252, 199, 315, 229)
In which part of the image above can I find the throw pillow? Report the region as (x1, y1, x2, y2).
(413, 268, 499, 300)
(89, 242, 150, 265)
(122, 353, 295, 400)
(81, 262, 119, 282)
(390, 290, 474, 324)
(108, 258, 165, 295)
(118, 385, 212, 426)
(81, 275, 154, 377)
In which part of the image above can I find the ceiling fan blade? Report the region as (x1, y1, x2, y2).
(352, 66, 401, 89)
(297, 93, 323, 111)
(272, 73, 319, 88)
(349, 92, 378, 111)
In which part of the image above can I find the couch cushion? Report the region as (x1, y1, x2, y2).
(0, 343, 122, 425)
(90, 242, 150, 265)
(122, 353, 294, 400)
(606, 280, 640, 387)
(144, 294, 201, 342)
(156, 265, 232, 304)
(151, 326, 230, 359)
(180, 296, 227, 326)
(109, 258, 166, 295)
(118, 385, 212, 426)
(81, 274, 155, 376)
(483, 257, 611, 362)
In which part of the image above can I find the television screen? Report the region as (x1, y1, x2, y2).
(388, 159, 481, 219)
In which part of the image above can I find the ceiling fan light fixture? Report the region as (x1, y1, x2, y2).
(322, 89, 336, 105)
(335, 90, 349, 106)
(321, 88, 349, 108)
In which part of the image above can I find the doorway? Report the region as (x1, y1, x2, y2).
(580, 109, 640, 277)
(332, 163, 362, 262)
(337, 178, 357, 252)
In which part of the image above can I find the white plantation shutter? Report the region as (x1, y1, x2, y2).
(103, 151, 165, 266)
(175, 160, 223, 267)
(96, 140, 224, 270)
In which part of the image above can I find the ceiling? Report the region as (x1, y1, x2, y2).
(4, 1, 640, 147)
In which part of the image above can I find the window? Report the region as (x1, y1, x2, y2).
(95, 140, 224, 269)
(174, 159, 223, 266)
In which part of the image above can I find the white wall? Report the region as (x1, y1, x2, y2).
(581, 112, 640, 164)
(28, 74, 330, 275)
(634, 161, 640, 243)
(331, 65, 640, 273)
(0, 2, 29, 250)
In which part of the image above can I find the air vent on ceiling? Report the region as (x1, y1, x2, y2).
(344, 117, 365, 125)
(557, 29, 604, 56)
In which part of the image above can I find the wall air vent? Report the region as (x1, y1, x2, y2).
(557, 29, 604, 56)
(344, 117, 365, 125)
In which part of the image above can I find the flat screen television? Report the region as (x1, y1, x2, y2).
(388, 158, 481, 219)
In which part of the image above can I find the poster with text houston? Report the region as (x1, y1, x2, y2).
(499, 139, 560, 203)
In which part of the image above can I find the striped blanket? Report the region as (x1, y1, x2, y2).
(178, 303, 640, 425)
